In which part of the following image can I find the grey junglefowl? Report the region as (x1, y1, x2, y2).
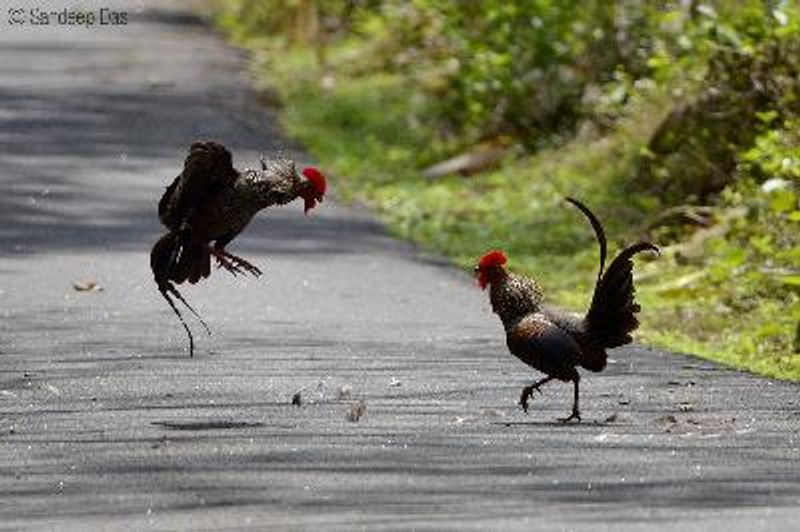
(474, 198, 658, 422)
(150, 141, 327, 357)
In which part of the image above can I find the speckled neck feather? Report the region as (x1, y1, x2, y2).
(489, 272, 544, 330)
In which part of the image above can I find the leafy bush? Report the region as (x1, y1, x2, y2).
(638, 8, 800, 202)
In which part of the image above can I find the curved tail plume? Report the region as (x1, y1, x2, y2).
(565, 197, 607, 283)
(150, 232, 211, 357)
(565, 197, 658, 370)
(586, 241, 659, 348)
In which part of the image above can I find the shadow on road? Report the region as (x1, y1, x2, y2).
(0, 82, 399, 259)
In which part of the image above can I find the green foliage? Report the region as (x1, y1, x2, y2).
(409, 1, 596, 142)
(215, 0, 800, 379)
(638, 11, 800, 202)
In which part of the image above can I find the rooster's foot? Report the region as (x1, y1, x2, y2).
(213, 254, 243, 276)
(558, 410, 581, 423)
(211, 248, 262, 277)
(519, 383, 544, 413)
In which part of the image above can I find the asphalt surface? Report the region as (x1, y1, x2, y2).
(1, 2, 799, 530)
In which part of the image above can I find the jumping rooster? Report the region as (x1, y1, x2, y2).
(475, 198, 658, 422)
(151, 141, 327, 357)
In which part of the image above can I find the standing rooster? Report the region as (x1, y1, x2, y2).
(475, 198, 658, 422)
(151, 141, 327, 357)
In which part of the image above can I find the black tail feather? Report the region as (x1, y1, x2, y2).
(586, 241, 659, 348)
(158, 283, 195, 357)
(151, 232, 212, 357)
(165, 282, 211, 336)
(185, 244, 205, 284)
(566, 197, 607, 283)
(151, 232, 181, 286)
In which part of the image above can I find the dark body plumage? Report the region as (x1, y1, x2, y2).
(151, 141, 317, 356)
(481, 198, 658, 421)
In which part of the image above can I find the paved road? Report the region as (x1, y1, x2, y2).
(1, 2, 799, 530)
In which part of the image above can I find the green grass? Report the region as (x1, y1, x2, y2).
(224, 29, 800, 381)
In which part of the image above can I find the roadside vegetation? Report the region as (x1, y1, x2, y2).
(213, 1, 800, 379)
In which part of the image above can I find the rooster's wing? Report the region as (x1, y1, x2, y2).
(507, 313, 582, 381)
(158, 141, 238, 231)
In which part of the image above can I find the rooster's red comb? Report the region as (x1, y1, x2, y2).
(478, 250, 508, 269)
(302, 166, 327, 197)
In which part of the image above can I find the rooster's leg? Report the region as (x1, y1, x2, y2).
(558, 375, 581, 423)
(519, 376, 553, 413)
(210, 247, 262, 277)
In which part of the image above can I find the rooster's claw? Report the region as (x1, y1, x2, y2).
(519, 384, 544, 413)
(211, 248, 263, 277)
(558, 410, 581, 423)
(519, 390, 530, 413)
